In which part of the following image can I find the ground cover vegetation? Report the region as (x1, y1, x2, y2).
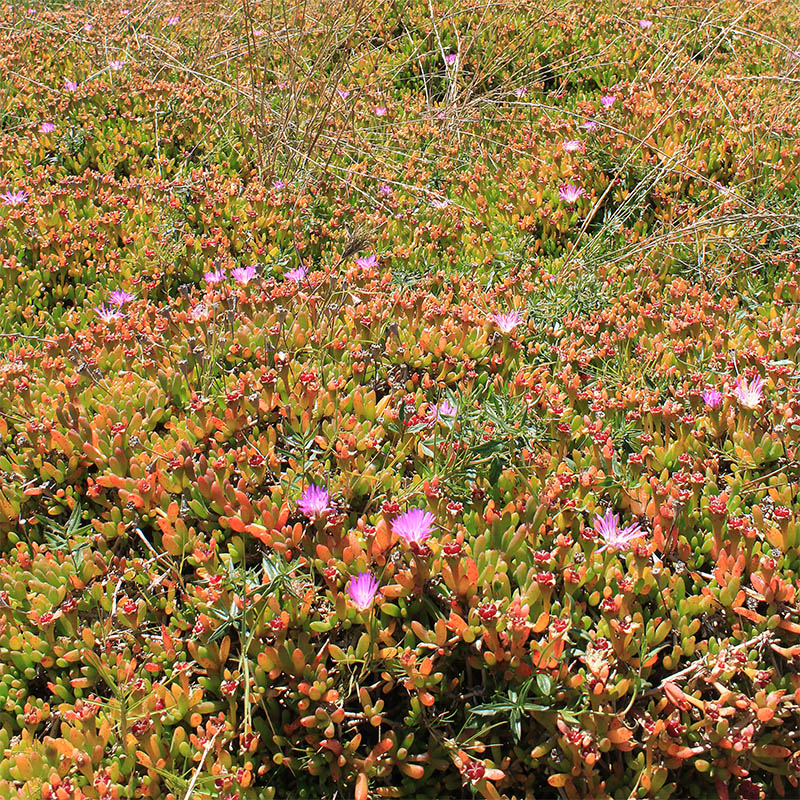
(1, 0, 800, 798)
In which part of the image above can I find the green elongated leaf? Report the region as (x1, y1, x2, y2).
(536, 674, 552, 696)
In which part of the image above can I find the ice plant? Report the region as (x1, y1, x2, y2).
(639, 19, 653, 29)
(347, 572, 380, 612)
(582, 119, 600, 131)
(1, 190, 28, 206)
(204, 269, 226, 285)
(337, 88, 350, 100)
(702, 388, 723, 409)
(375, 105, 387, 116)
(562, 139, 582, 152)
(514, 86, 527, 98)
(444, 53, 458, 65)
(559, 184, 584, 204)
(39, 122, 56, 133)
(600, 95, 616, 108)
(492, 310, 523, 333)
(392, 508, 435, 545)
(109, 289, 134, 306)
(109, 60, 125, 70)
(284, 265, 308, 282)
(733, 375, 765, 409)
(430, 399, 457, 421)
(593, 509, 643, 553)
(64, 79, 78, 92)
(298, 485, 331, 519)
(355, 254, 378, 269)
(232, 266, 256, 285)
(95, 304, 122, 323)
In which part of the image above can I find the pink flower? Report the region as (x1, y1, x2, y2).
(165, 15, 180, 25)
(65, 80, 78, 92)
(204, 269, 226, 285)
(110, 289, 135, 306)
(559, 183, 584, 204)
(298, 484, 331, 518)
(733, 375, 765, 409)
(701, 388, 722, 409)
(429, 400, 457, 422)
(347, 572, 380, 612)
(1, 190, 28, 206)
(491, 310, 523, 333)
(378, 183, 392, 196)
(39, 122, 56, 134)
(562, 139, 583, 153)
(284, 265, 307, 282)
(355, 254, 378, 269)
(444, 53, 458, 65)
(375, 105, 387, 116)
(582, 120, 600, 131)
(600, 95, 616, 109)
(109, 60, 125, 71)
(638, 19, 653, 29)
(232, 266, 256, 285)
(593, 509, 643, 553)
(514, 86, 527, 98)
(392, 508, 435, 544)
(96, 304, 122, 323)
(337, 88, 350, 100)
(429, 197, 449, 209)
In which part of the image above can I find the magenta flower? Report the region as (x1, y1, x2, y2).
(204, 269, 226, 285)
(491, 310, 523, 334)
(600, 95, 616, 109)
(347, 572, 380, 612)
(375, 105, 387, 116)
(444, 53, 458, 65)
(429, 399, 457, 422)
(337, 88, 350, 100)
(110, 289, 135, 306)
(1, 190, 28, 207)
(562, 139, 583, 153)
(39, 122, 56, 134)
(638, 19, 653, 29)
(514, 86, 527, 98)
(429, 197, 450, 209)
(559, 184, 584, 204)
(392, 508, 435, 545)
(272, 180, 286, 191)
(65, 80, 78, 92)
(109, 60, 125, 71)
(378, 183, 392, 196)
(582, 120, 600, 132)
(96, 303, 122, 323)
(355, 254, 378, 269)
(701, 388, 723, 409)
(733, 375, 765, 409)
(165, 15, 180, 25)
(232, 266, 256, 285)
(593, 509, 643, 553)
(284, 265, 308, 282)
(298, 484, 331, 518)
